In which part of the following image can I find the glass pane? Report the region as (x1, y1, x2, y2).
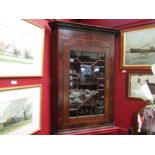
(93, 63, 104, 78)
(78, 51, 97, 62)
(98, 53, 105, 60)
(69, 50, 105, 117)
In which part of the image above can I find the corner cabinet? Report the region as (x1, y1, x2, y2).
(49, 21, 119, 134)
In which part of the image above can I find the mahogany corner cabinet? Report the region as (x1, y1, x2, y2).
(49, 21, 119, 134)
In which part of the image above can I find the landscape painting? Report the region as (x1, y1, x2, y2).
(0, 20, 44, 77)
(122, 26, 155, 69)
(0, 97, 32, 134)
(128, 73, 155, 99)
(0, 85, 41, 135)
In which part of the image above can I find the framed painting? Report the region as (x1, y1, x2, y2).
(127, 72, 155, 99)
(121, 25, 155, 69)
(0, 85, 42, 135)
(0, 19, 44, 77)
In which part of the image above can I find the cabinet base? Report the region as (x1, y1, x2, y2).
(51, 125, 128, 135)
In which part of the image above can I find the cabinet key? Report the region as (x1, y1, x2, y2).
(106, 80, 109, 88)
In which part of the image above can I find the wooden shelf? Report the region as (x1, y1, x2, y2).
(97, 106, 104, 109)
(78, 83, 97, 85)
(98, 89, 104, 91)
(98, 78, 104, 80)
(70, 77, 79, 80)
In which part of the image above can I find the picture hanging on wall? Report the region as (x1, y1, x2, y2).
(127, 72, 155, 99)
(0, 19, 44, 77)
(0, 85, 42, 135)
(121, 25, 155, 69)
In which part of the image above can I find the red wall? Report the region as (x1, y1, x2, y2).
(31, 19, 75, 134)
(76, 19, 155, 130)
(75, 19, 154, 28)
(0, 19, 75, 135)
(38, 19, 155, 133)
(1, 19, 154, 135)
(0, 19, 51, 135)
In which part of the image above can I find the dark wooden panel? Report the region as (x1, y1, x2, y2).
(49, 21, 120, 34)
(49, 21, 119, 134)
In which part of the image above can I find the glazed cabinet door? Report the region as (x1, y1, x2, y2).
(49, 21, 118, 133)
(63, 44, 111, 128)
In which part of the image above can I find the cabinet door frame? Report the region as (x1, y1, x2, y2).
(63, 42, 112, 127)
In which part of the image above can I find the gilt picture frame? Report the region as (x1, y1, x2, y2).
(121, 25, 155, 69)
(127, 72, 155, 99)
(0, 85, 42, 135)
(0, 19, 44, 77)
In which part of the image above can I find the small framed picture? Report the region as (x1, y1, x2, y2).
(128, 73, 155, 99)
(121, 25, 155, 69)
(0, 85, 42, 135)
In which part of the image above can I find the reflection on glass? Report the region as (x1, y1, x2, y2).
(69, 50, 105, 117)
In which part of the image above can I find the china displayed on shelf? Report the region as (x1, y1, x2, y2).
(49, 21, 119, 134)
(69, 50, 105, 117)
